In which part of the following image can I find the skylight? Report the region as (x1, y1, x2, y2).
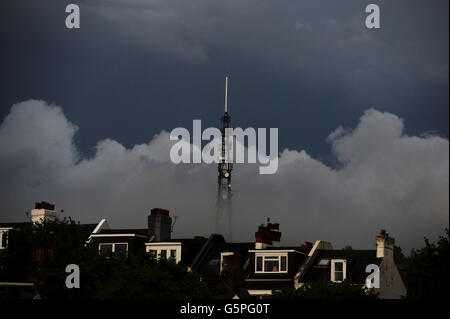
(317, 258, 330, 266)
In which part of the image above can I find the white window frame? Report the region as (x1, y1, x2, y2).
(331, 259, 347, 282)
(99, 242, 128, 254)
(254, 253, 288, 274)
(147, 249, 174, 260)
(145, 243, 182, 263)
(0, 228, 12, 250)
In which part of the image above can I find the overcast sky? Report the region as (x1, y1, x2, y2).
(0, 0, 448, 251)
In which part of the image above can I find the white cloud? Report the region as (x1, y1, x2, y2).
(0, 100, 448, 251)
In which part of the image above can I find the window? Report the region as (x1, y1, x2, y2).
(264, 256, 279, 272)
(334, 262, 344, 281)
(114, 243, 128, 255)
(208, 258, 219, 266)
(256, 256, 263, 272)
(146, 246, 180, 262)
(317, 258, 330, 266)
(331, 259, 346, 282)
(255, 254, 288, 273)
(280, 256, 287, 271)
(222, 256, 230, 269)
(99, 244, 113, 255)
(0, 232, 7, 249)
(220, 252, 235, 274)
(99, 243, 128, 256)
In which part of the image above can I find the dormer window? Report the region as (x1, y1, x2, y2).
(255, 253, 288, 273)
(331, 259, 346, 282)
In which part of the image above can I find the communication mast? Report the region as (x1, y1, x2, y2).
(216, 76, 233, 241)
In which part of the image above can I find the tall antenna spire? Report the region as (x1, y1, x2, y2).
(216, 75, 233, 242)
(224, 76, 228, 113)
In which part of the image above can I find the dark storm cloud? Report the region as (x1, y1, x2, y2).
(0, 0, 448, 159)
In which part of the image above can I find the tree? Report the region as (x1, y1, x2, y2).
(407, 229, 449, 299)
(209, 267, 249, 299)
(0, 218, 209, 299)
(0, 218, 93, 285)
(79, 253, 210, 299)
(272, 280, 378, 299)
(394, 245, 408, 268)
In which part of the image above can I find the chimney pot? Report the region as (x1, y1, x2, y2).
(148, 208, 172, 241)
(255, 219, 281, 249)
(376, 229, 395, 258)
(31, 201, 56, 224)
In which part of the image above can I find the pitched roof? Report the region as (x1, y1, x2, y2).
(96, 228, 149, 236)
(300, 249, 381, 284)
(180, 238, 209, 266)
(193, 240, 254, 277)
(77, 224, 99, 238)
(0, 222, 100, 242)
(190, 234, 227, 271)
(0, 222, 96, 230)
(0, 222, 28, 228)
(249, 246, 309, 253)
(148, 237, 207, 244)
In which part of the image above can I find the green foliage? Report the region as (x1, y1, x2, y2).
(272, 280, 378, 299)
(394, 245, 408, 268)
(80, 253, 209, 299)
(0, 218, 209, 299)
(0, 218, 93, 283)
(407, 229, 449, 299)
(212, 267, 248, 298)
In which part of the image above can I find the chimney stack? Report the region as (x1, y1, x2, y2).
(31, 201, 57, 224)
(148, 208, 172, 242)
(255, 219, 281, 249)
(376, 229, 395, 259)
